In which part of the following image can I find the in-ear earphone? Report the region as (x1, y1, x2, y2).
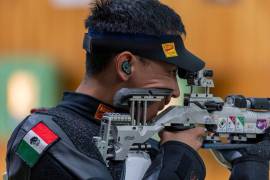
(121, 61, 132, 75)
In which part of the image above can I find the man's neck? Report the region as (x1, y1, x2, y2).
(75, 77, 117, 106)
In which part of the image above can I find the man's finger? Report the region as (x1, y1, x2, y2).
(188, 127, 207, 136)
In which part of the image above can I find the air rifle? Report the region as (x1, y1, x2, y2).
(93, 69, 270, 174)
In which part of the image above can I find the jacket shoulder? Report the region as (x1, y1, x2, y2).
(7, 113, 59, 168)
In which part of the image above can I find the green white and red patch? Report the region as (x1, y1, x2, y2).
(16, 122, 59, 167)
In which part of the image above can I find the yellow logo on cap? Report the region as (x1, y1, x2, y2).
(162, 42, 178, 58)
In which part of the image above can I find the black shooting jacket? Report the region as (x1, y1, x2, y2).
(5, 92, 268, 180)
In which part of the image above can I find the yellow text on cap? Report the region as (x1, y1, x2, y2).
(162, 42, 178, 58)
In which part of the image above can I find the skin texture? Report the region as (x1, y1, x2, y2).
(76, 51, 205, 151)
(160, 128, 205, 150)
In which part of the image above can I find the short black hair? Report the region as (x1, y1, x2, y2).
(85, 0, 186, 76)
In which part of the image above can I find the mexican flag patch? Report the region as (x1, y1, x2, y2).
(16, 122, 59, 167)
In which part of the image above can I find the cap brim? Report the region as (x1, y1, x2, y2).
(175, 48, 205, 72)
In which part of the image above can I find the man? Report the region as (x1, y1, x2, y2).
(6, 0, 269, 180)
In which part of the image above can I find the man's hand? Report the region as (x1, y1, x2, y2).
(215, 139, 270, 180)
(217, 139, 270, 165)
(159, 127, 206, 151)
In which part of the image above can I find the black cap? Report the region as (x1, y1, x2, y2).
(83, 31, 205, 75)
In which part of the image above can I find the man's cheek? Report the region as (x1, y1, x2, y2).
(146, 102, 162, 121)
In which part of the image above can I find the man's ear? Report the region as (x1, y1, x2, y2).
(115, 51, 136, 81)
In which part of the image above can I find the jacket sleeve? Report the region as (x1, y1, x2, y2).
(7, 148, 111, 180)
(6, 118, 76, 180)
(230, 156, 269, 180)
(143, 141, 206, 180)
(6, 118, 30, 180)
(6, 116, 113, 180)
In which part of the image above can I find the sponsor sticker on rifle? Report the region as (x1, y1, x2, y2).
(217, 117, 227, 133)
(256, 119, 268, 133)
(227, 116, 236, 132)
(235, 116, 245, 133)
(244, 123, 256, 133)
